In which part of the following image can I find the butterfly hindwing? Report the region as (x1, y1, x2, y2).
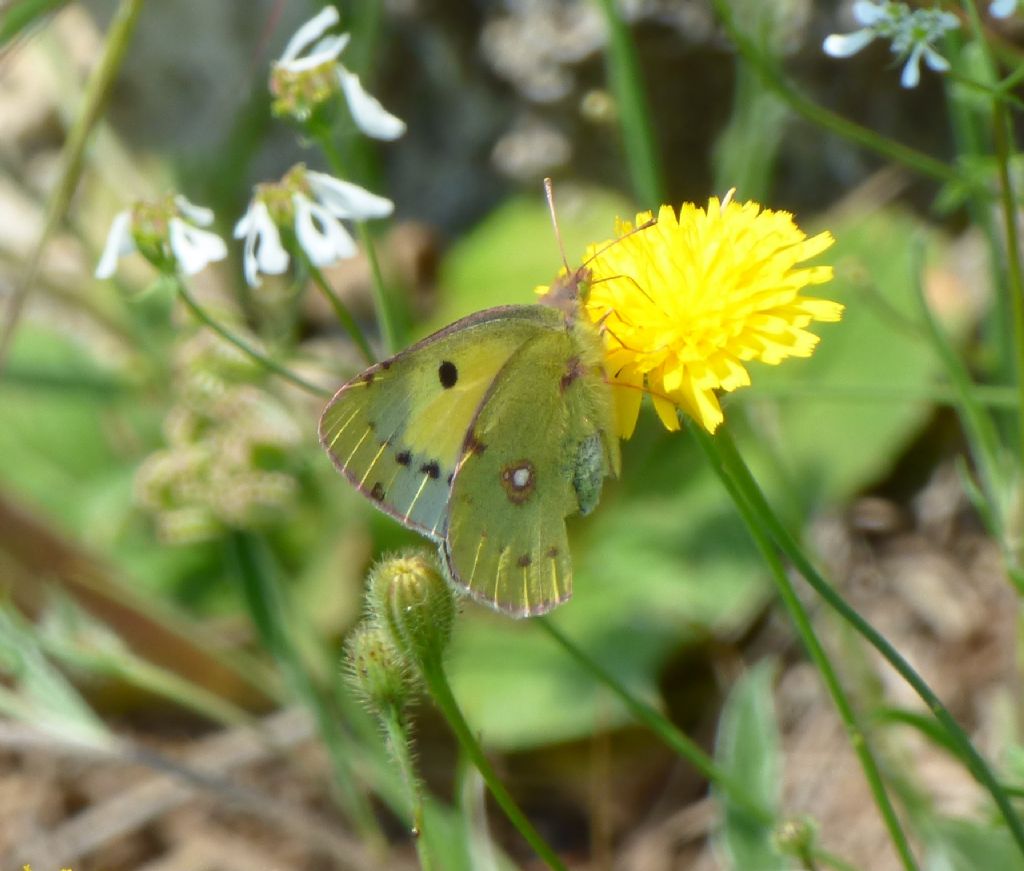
(318, 306, 561, 538)
(444, 325, 616, 616)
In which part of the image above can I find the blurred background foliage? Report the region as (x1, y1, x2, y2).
(0, 0, 1016, 869)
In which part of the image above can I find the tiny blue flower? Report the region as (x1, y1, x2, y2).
(990, 0, 1018, 18)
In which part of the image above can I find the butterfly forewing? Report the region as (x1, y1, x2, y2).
(319, 306, 561, 538)
(445, 328, 610, 616)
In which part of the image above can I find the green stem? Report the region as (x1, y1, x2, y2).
(226, 531, 384, 850)
(537, 618, 768, 822)
(175, 277, 329, 397)
(0, 0, 147, 369)
(419, 655, 568, 871)
(309, 122, 400, 355)
(706, 427, 1024, 856)
(693, 428, 918, 871)
(709, 0, 965, 189)
(302, 255, 376, 365)
(538, 619, 860, 871)
(592, 0, 665, 207)
(381, 706, 432, 871)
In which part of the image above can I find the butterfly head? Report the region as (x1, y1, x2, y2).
(537, 264, 591, 320)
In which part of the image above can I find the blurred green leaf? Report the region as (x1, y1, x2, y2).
(923, 816, 1024, 871)
(738, 207, 952, 510)
(0, 0, 68, 46)
(713, 660, 785, 871)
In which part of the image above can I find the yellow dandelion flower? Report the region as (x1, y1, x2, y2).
(582, 195, 843, 436)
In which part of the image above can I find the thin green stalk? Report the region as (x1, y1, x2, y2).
(538, 619, 860, 871)
(0, 0, 146, 369)
(301, 255, 376, 365)
(310, 122, 400, 355)
(226, 531, 384, 851)
(707, 427, 1024, 855)
(692, 427, 918, 871)
(709, 0, 964, 189)
(591, 0, 665, 207)
(175, 278, 329, 397)
(992, 104, 1024, 468)
(537, 618, 768, 822)
(419, 655, 568, 871)
(381, 707, 432, 871)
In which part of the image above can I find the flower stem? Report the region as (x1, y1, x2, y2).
(174, 277, 329, 397)
(705, 426, 1024, 856)
(692, 427, 918, 871)
(591, 0, 665, 208)
(301, 255, 376, 365)
(419, 654, 568, 871)
(309, 122, 400, 355)
(226, 531, 385, 852)
(381, 706, 432, 871)
(0, 0, 147, 370)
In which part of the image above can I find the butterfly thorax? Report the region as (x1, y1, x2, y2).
(538, 265, 591, 319)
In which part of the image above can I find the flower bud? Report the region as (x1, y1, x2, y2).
(368, 550, 455, 669)
(344, 623, 414, 714)
(771, 815, 818, 859)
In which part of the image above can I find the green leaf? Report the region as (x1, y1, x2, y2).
(738, 207, 954, 510)
(713, 660, 786, 871)
(923, 816, 1024, 871)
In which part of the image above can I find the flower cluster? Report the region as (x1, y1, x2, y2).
(823, 2, 959, 88)
(135, 328, 304, 543)
(96, 9, 402, 287)
(575, 195, 842, 435)
(270, 5, 406, 138)
(234, 163, 393, 287)
(95, 194, 226, 279)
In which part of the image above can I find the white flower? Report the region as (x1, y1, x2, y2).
(234, 165, 394, 287)
(271, 6, 406, 139)
(96, 194, 226, 279)
(234, 201, 289, 287)
(823, 2, 959, 89)
(991, 0, 1019, 18)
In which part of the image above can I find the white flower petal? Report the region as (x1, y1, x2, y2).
(95, 210, 134, 279)
(922, 45, 951, 73)
(169, 218, 228, 276)
(901, 44, 925, 88)
(173, 195, 215, 227)
(306, 170, 394, 219)
(277, 33, 351, 73)
(238, 201, 289, 287)
(852, 1, 888, 26)
(823, 29, 876, 58)
(293, 194, 357, 266)
(337, 67, 406, 140)
(991, 0, 1018, 18)
(279, 5, 340, 63)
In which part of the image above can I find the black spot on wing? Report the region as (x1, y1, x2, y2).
(421, 461, 441, 479)
(396, 450, 411, 466)
(546, 546, 559, 559)
(370, 482, 385, 501)
(516, 553, 532, 567)
(438, 360, 458, 389)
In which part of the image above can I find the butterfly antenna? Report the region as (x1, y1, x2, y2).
(544, 177, 571, 273)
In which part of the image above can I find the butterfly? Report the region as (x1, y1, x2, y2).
(318, 263, 620, 617)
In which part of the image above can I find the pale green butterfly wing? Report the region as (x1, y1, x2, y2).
(318, 306, 560, 538)
(444, 322, 618, 616)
